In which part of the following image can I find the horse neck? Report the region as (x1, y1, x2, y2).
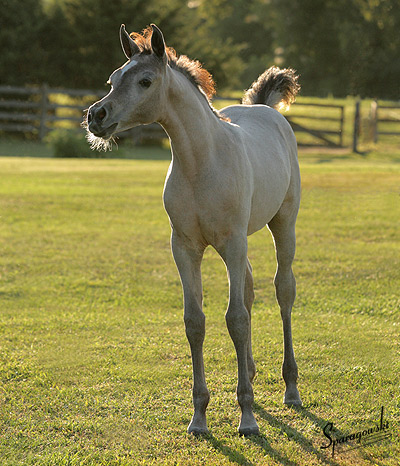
(158, 68, 224, 175)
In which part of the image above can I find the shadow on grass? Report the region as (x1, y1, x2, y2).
(203, 434, 256, 466)
(246, 433, 300, 466)
(250, 404, 388, 466)
(197, 404, 340, 466)
(201, 430, 302, 466)
(292, 405, 391, 466)
(200, 410, 319, 466)
(252, 403, 343, 466)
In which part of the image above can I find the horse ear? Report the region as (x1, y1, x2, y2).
(151, 24, 167, 62)
(120, 24, 139, 59)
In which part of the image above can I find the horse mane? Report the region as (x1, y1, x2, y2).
(130, 27, 217, 102)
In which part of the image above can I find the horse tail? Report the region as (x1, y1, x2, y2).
(242, 66, 300, 110)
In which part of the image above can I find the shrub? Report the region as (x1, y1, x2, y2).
(46, 130, 103, 158)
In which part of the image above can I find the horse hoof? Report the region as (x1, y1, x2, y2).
(187, 425, 208, 436)
(284, 387, 302, 406)
(284, 395, 302, 406)
(239, 420, 260, 437)
(285, 399, 302, 407)
(239, 425, 260, 437)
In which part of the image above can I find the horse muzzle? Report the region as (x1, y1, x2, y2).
(89, 122, 118, 138)
(87, 103, 118, 138)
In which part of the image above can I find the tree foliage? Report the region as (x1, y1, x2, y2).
(0, 0, 399, 98)
(268, 0, 400, 97)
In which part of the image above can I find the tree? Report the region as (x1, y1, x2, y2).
(189, 0, 275, 89)
(1, 0, 399, 97)
(266, 0, 400, 98)
(0, 0, 47, 86)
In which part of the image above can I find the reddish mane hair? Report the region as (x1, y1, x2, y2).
(130, 27, 216, 101)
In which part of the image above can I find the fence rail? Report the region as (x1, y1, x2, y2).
(0, 84, 347, 148)
(370, 101, 400, 143)
(285, 102, 345, 147)
(0, 85, 105, 141)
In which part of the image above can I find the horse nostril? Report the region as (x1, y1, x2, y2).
(87, 110, 93, 123)
(97, 107, 107, 121)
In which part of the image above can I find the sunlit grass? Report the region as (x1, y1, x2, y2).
(0, 155, 399, 465)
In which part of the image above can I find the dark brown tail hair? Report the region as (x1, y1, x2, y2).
(242, 66, 300, 110)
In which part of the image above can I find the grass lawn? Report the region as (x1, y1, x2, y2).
(0, 151, 399, 465)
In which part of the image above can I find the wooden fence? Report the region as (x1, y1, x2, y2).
(0, 85, 105, 140)
(217, 99, 345, 148)
(0, 84, 345, 147)
(285, 102, 345, 147)
(370, 100, 400, 143)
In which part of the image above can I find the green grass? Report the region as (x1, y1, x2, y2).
(0, 152, 399, 465)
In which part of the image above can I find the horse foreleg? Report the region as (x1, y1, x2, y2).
(171, 231, 209, 434)
(219, 235, 259, 436)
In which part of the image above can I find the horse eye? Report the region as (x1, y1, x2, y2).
(139, 78, 152, 88)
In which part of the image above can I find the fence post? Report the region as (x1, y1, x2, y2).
(370, 99, 378, 143)
(352, 100, 361, 153)
(39, 83, 49, 141)
(339, 106, 344, 146)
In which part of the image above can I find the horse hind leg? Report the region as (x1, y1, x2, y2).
(268, 210, 302, 406)
(245, 258, 256, 383)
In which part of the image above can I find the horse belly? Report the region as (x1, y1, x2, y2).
(247, 150, 292, 235)
(225, 106, 296, 235)
(247, 194, 284, 235)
